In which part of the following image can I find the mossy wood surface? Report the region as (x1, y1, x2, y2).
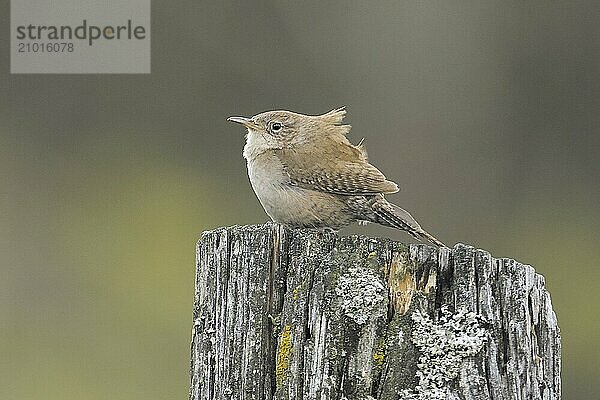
(189, 223, 560, 400)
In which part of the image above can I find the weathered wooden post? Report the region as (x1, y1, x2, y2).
(189, 223, 560, 400)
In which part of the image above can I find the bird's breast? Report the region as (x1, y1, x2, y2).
(245, 153, 351, 228)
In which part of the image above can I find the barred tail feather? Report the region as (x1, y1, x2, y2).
(372, 198, 447, 248)
(417, 229, 447, 248)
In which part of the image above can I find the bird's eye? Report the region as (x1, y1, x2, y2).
(271, 122, 282, 132)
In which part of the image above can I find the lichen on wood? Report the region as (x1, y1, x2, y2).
(276, 325, 293, 387)
(399, 306, 487, 399)
(189, 223, 561, 400)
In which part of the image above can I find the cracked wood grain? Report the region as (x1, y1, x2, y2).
(189, 223, 560, 400)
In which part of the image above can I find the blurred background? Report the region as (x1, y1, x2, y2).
(2, 1, 599, 399)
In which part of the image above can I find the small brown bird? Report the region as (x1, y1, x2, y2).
(228, 107, 445, 247)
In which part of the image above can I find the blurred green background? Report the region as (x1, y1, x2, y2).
(2, 1, 599, 399)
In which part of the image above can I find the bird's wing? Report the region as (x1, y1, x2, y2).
(275, 144, 399, 196)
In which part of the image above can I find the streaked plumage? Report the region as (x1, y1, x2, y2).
(229, 107, 445, 247)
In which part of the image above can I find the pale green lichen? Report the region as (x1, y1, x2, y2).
(276, 325, 293, 387)
(335, 266, 386, 325)
(268, 313, 281, 330)
(399, 306, 487, 400)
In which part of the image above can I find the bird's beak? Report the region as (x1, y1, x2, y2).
(227, 116, 258, 130)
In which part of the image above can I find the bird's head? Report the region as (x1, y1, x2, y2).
(228, 107, 350, 157)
